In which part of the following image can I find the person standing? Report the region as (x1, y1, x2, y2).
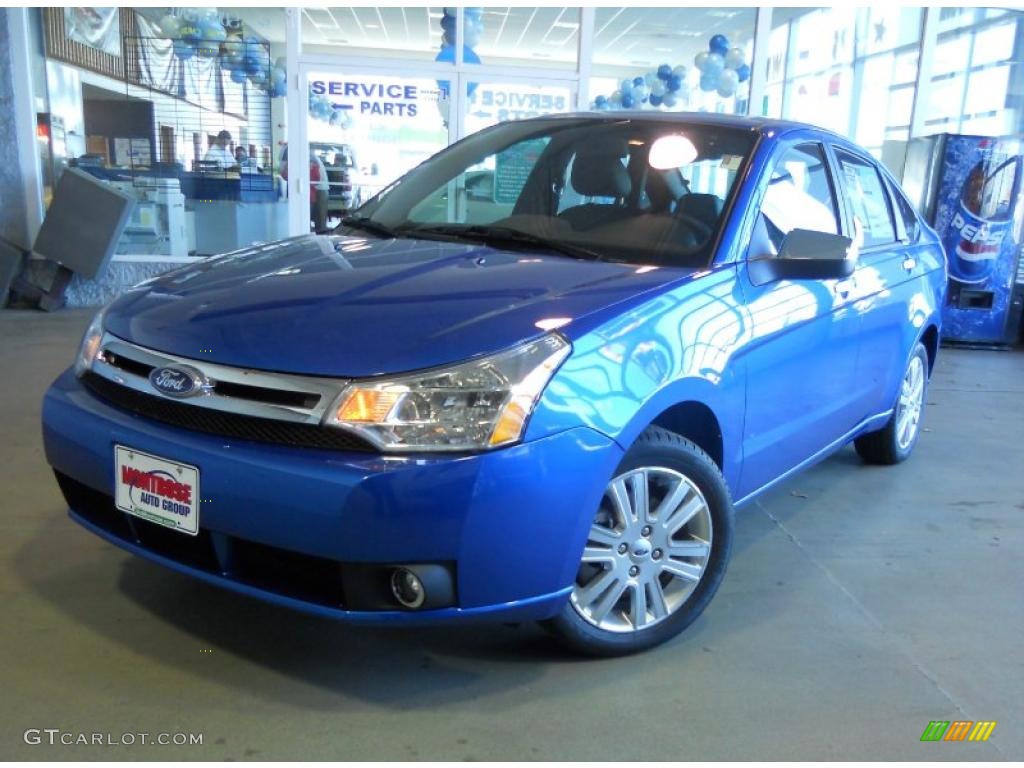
(203, 130, 235, 170)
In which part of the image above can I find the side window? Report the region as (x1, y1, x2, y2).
(751, 143, 840, 257)
(835, 150, 897, 248)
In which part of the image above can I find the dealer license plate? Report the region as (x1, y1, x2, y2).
(114, 446, 200, 536)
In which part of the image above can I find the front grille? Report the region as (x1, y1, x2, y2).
(103, 349, 320, 409)
(81, 371, 375, 452)
(57, 472, 347, 608)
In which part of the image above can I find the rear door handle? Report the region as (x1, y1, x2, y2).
(902, 256, 917, 272)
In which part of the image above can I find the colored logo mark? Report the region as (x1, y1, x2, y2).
(920, 720, 996, 742)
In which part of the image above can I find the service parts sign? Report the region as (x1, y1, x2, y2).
(310, 76, 445, 118)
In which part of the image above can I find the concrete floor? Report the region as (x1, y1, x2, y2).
(1, 307, 1021, 761)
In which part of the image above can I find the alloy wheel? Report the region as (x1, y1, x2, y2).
(895, 355, 925, 450)
(570, 467, 713, 633)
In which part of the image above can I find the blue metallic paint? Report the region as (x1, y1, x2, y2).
(43, 115, 947, 625)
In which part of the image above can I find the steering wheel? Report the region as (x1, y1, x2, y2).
(673, 212, 714, 243)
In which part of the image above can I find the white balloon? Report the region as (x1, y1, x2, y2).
(662, 92, 678, 108)
(703, 52, 725, 76)
(717, 68, 739, 97)
(694, 51, 709, 71)
(650, 79, 667, 97)
(631, 84, 649, 102)
(644, 72, 657, 87)
(464, 25, 481, 47)
(672, 65, 687, 79)
(724, 46, 745, 70)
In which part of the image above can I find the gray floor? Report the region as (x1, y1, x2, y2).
(1, 308, 1021, 761)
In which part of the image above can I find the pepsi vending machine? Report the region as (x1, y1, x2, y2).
(902, 134, 1024, 345)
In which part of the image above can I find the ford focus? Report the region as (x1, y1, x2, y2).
(43, 114, 946, 655)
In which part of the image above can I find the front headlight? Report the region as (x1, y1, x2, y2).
(324, 334, 571, 452)
(74, 307, 108, 376)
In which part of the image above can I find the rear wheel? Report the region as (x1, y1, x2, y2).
(545, 426, 734, 656)
(854, 342, 929, 465)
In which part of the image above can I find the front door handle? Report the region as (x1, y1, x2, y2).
(902, 256, 917, 272)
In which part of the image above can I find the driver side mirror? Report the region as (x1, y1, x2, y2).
(748, 228, 857, 286)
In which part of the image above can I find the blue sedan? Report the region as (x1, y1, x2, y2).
(43, 114, 946, 655)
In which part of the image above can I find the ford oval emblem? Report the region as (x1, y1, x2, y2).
(149, 365, 207, 398)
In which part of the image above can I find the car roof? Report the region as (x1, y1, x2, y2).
(526, 111, 852, 145)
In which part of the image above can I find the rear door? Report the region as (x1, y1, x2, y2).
(829, 147, 928, 418)
(736, 139, 862, 499)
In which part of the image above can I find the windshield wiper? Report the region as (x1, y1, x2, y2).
(337, 215, 400, 239)
(407, 224, 605, 261)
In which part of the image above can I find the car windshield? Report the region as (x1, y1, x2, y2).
(352, 117, 756, 267)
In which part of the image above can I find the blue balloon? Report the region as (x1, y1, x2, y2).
(699, 72, 717, 92)
(436, 45, 481, 100)
(230, 67, 247, 84)
(434, 44, 481, 65)
(440, 14, 455, 33)
(649, 94, 663, 107)
(667, 74, 683, 92)
(464, 7, 483, 21)
(709, 34, 729, 55)
(656, 64, 672, 81)
(179, 20, 201, 45)
(632, 76, 644, 87)
(621, 93, 635, 108)
(172, 39, 195, 60)
(594, 95, 608, 108)
(736, 63, 751, 83)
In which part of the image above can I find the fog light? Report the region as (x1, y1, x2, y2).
(390, 567, 426, 609)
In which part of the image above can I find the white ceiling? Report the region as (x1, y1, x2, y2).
(230, 7, 768, 69)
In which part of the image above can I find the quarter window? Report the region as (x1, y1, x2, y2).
(835, 150, 897, 247)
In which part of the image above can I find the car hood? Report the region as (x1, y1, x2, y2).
(105, 234, 696, 377)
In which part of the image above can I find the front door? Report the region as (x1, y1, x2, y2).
(736, 139, 862, 499)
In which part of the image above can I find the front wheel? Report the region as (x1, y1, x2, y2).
(545, 426, 734, 656)
(854, 342, 929, 465)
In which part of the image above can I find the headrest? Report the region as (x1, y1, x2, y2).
(571, 138, 631, 198)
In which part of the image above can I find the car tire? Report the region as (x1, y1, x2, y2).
(854, 342, 930, 465)
(544, 426, 734, 657)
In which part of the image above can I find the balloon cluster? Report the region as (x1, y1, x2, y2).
(593, 63, 690, 111)
(307, 87, 354, 129)
(155, 9, 285, 99)
(592, 34, 751, 110)
(434, 7, 483, 103)
(693, 34, 750, 98)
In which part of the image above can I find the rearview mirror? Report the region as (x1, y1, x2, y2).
(748, 228, 856, 286)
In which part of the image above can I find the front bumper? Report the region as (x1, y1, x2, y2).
(43, 369, 622, 624)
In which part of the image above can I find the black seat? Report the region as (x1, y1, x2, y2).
(558, 139, 634, 232)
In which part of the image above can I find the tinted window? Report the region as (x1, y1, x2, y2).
(750, 143, 839, 257)
(835, 150, 897, 247)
